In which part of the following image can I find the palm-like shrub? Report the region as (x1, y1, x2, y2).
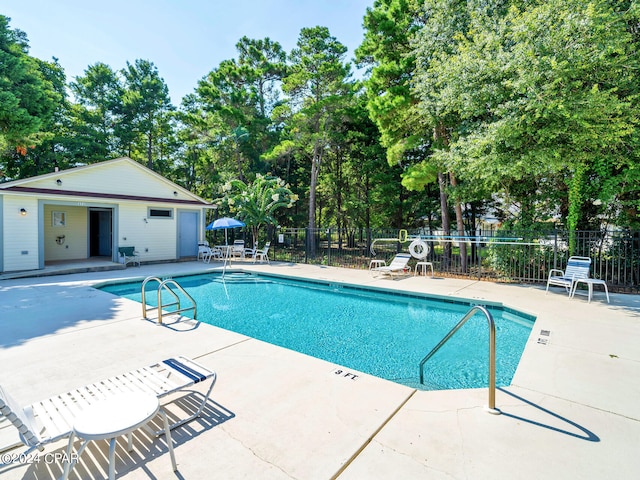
(216, 174, 298, 242)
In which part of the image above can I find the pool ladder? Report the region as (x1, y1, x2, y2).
(141, 276, 197, 325)
(418, 305, 500, 414)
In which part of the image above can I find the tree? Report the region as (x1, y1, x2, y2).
(414, 0, 640, 245)
(1, 55, 70, 180)
(236, 36, 287, 119)
(236, 36, 287, 170)
(275, 26, 352, 241)
(68, 62, 123, 163)
(186, 37, 286, 186)
(357, 0, 467, 267)
(118, 59, 174, 170)
(318, 92, 408, 231)
(0, 15, 62, 160)
(215, 174, 298, 242)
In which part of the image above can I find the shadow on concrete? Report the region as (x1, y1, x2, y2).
(498, 387, 600, 442)
(0, 283, 138, 348)
(0, 395, 235, 479)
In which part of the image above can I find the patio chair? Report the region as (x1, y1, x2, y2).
(546, 256, 591, 295)
(253, 242, 271, 264)
(371, 253, 412, 277)
(230, 240, 245, 259)
(118, 246, 140, 267)
(201, 245, 223, 263)
(197, 241, 210, 261)
(0, 356, 216, 457)
(244, 241, 258, 259)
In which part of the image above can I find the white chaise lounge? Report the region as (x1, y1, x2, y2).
(545, 256, 591, 295)
(371, 253, 412, 276)
(0, 356, 216, 458)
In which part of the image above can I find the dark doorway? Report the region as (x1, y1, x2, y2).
(89, 208, 113, 257)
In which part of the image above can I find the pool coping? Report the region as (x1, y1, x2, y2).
(95, 267, 538, 319)
(96, 269, 536, 391)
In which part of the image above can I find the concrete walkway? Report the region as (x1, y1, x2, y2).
(1, 261, 638, 479)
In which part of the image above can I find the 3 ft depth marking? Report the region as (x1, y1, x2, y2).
(332, 368, 359, 380)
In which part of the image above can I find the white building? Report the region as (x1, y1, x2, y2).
(0, 157, 212, 273)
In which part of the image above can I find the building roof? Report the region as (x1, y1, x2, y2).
(0, 157, 213, 207)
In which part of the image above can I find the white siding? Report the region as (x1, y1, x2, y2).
(27, 160, 187, 201)
(1, 159, 209, 272)
(117, 204, 179, 262)
(2, 196, 39, 271)
(43, 205, 88, 261)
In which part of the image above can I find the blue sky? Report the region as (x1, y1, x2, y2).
(3, 0, 372, 104)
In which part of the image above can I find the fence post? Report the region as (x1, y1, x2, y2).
(553, 229, 558, 269)
(477, 229, 482, 281)
(327, 228, 332, 266)
(305, 227, 310, 264)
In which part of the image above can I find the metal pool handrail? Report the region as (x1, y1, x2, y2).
(419, 305, 501, 414)
(141, 276, 197, 325)
(141, 276, 166, 319)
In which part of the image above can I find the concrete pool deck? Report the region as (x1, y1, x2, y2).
(1, 260, 639, 479)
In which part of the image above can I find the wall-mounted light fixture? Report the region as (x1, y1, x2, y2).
(143, 218, 148, 223)
(173, 191, 178, 197)
(56, 179, 62, 186)
(20, 208, 27, 216)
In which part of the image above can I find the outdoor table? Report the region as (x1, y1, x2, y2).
(414, 261, 435, 278)
(215, 245, 233, 261)
(61, 392, 176, 480)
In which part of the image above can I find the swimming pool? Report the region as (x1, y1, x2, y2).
(98, 272, 535, 390)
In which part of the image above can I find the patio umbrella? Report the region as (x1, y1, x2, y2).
(206, 217, 245, 245)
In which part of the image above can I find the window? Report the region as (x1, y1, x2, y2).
(147, 208, 173, 219)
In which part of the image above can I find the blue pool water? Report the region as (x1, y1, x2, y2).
(98, 272, 534, 390)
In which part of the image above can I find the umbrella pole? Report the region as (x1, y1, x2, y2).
(222, 254, 228, 279)
(222, 229, 228, 279)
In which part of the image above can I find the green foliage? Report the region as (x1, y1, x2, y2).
(356, 0, 425, 166)
(400, 161, 439, 191)
(413, 0, 640, 230)
(357, 0, 461, 259)
(215, 174, 298, 241)
(184, 37, 287, 183)
(271, 26, 353, 232)
(0, 16, 62, 158)
(3, 5, 639, 237)
(236, 36, 287, 118)
(485, 242, 554, 283)
(119, 59, 174, 170)
(68, 63, 122, 163)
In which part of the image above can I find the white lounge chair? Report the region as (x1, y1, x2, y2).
(0, 356, 216, 458)
(546, 256, 591, 295)
(371, 253, 412, 276)
(253, 242, 271, 264)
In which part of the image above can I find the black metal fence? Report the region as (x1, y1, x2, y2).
(265, 228, 640, 292)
